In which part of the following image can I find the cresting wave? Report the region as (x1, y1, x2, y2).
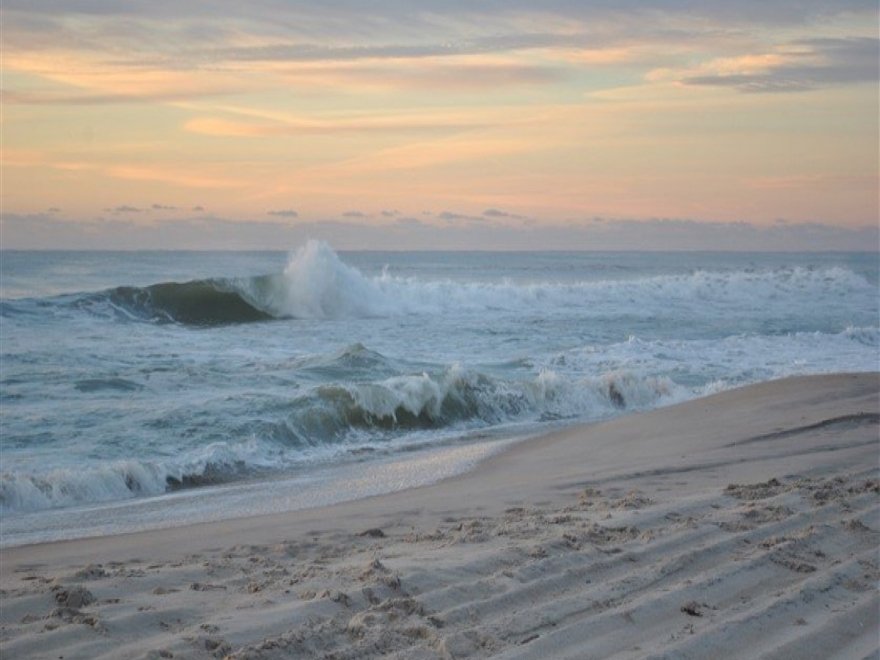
(0, 360, 679, 513)
(4, 241, 873, 326)
(0, 439, 273, 514)
(105, 281, 274, 325)
(2, 323, 876, 514)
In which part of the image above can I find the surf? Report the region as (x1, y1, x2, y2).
(6, 241, 872, 328)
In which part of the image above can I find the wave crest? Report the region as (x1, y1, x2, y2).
(0, 438, 275, 513)
(0, 363, 681, 513)
(80, 280, 273, 326)
(26, 241, 874, 326)
(283, 365, 681, 441)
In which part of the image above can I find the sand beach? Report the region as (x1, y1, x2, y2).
(1, 373, 877, 659)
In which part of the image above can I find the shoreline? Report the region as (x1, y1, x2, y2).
(2, 372, 878, 659)
(4, 372, 875, 562)
(0, 429, 527, 549)
(0, 370, 867, 554)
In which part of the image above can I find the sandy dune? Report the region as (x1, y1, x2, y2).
(1, 373, 878, 659)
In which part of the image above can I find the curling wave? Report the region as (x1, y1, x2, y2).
(3, 319, 876, 515)
(0, 438, 276, 513)
(13, 240, 874, 326)
(104, 280, 275, 325)
(283, 365, 680, 441)
(0, 364, 680, 513)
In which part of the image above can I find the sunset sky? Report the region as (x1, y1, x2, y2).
(2, 1, 878, 249)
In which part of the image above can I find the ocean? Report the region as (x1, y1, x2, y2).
(1, 243, 877, 547)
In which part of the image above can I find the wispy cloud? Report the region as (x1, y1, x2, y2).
(183, 111, 490, 137)
(437, 211, 484, 222)
(4, 1, 872, 31)
(105, 164, 247, 190)
(275, 61, 564, 92)
(267, 209, 298, 218)
(2, 1, 876, 233)
(104, 205, 142, 213)
(1, 89, 231, 106)
(3, 2, 875, 110)
(483, 208, 529, 220)
(7, 2, 873, 99)
(678, 37, 879, 92)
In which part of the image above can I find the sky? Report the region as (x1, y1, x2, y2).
(2, 1, 878, 250)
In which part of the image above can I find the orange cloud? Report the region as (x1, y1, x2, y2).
(183, 112, 488, 137)
(648, 52, 791, 83)
(3, 52, 261, 101)
(105, 164, 248, 189)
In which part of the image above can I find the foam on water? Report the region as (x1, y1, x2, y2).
(249, 243, 874, 321)
(546, 326, 880, 386)
(4, 320, 874, 516)
(1, 439, 515, 547)
(0, 364, 681, 513)
(11, 240, 871, 326)
(1, 245, 876, 542)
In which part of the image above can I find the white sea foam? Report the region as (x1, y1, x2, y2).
(0, 366, 682, 513)
(547, 326, 880, 393)
(2, 247, 876, 535)
(0, 438, 278, 513)
(235, 241, 874, 320)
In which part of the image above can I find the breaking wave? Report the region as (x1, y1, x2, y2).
(0, 438, 275, 513)
(103, 281, 274, 325)
(3, 318, 876, 515)
(0, 362, 680, 513)
(10, 240, 872, 326)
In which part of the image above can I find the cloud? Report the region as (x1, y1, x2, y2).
(152, 203, 178, 211)
(104, 205, 141, 213)
(342, 210, 367, 218)
(483, 208, 528, 220)
(104, 164, 245, 189)
(4, 0, 875, 116)
(381, 209, 399, 217)
(437, 210, 484, 222)
(9, 2, 875, 80)
(1, 89, 231, 106)
(2, 2, 876, 231)
(183, 111, 489, 138)
(267, 209, 298, 218)
(680, 37, 879, 92)
(440, 209, 537, 224)
(291, 62, 562, 91)
(5, 1, 873, 31)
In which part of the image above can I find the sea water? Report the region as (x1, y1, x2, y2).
(1, 244, 877, 546)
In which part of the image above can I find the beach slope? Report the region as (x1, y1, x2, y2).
(2, 373, 878, 659)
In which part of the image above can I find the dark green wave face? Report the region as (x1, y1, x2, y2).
(108, 280, 275, 326)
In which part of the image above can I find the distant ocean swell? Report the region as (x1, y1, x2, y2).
(1, 241, 872, 326)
